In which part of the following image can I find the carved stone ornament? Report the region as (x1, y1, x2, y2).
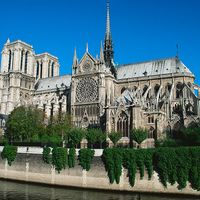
(82, 60, 92, 72)
(76, 77, 98, 103)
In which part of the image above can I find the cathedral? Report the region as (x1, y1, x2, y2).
(0, 1, 200, 146)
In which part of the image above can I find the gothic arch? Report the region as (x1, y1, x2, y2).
(24, 51, 29, 74)
(117, 111, 129, 137)
(8, 50, 12, 71)
(176, 82, 183, 99)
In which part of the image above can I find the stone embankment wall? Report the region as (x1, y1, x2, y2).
(0, 153, 199, 196)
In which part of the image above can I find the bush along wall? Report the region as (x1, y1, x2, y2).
(52, 147, 68, 173)
(42, 147, 51, 164)
(78, 148, 95, 171)
(102, 147, 200, 191)
(68, 147, 76, 168)
(1, 145, 17, 166)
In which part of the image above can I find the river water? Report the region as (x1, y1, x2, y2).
(0, 180, 198, 200)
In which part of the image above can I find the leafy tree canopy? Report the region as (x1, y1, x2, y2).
(130, 128, 148, 145)
(6, 106, 44, 142)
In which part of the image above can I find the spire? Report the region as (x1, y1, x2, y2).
(100, 41, 104, 62)
(104, 0, 116, 78)
(86, 42, 89, 53)
(72, 47, 78, 68)
(106, 0, 111, 41)
(6, 38, 10, 45)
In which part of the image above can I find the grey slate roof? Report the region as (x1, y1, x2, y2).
(117, 57, 194, 80)
(35, 75, 71, 92)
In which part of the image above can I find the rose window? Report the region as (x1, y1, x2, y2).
(76, 77, 98, 102)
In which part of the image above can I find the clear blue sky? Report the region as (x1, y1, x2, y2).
(0, 0, 199, 84)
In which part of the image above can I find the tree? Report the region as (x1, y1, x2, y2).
(86, 129, 106, 148)
(179, 127, 200, 146)
(131, 128, 148, 148)
(108, 132, 122, 147)
(6, 106, 44, 142)
(68, 128, 85, 147)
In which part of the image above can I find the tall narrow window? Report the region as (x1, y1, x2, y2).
(51, 62, 54, 77)
(48, 61, 51, 77)
(50, 103, 54, 123)
(24, 51, 29, 74)
(59, 102, 62, 121)
(12, 51, 14, 70)
(36, 61, 39, 79)
(8, 50, 12, 71)
(20, 50, 24, 71)
(176, 83, 183, 99)
(117, 112, 129, 137)
(40, 62, 43, 79)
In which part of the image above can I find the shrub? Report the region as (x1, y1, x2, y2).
(86, 129, 106, 148)
(102, 148, 123, 184)
(42, 147, 51, 164)
(123, 149, 136, 186)
(52, 147, 67, 173)
(130, 128, 147, 146)
(78, 148, 95, 171)
(68, 147, 76, 168)
(68, 128, 85, 147)
(1, 145, 17, 166)
(108, 132, 122, 147)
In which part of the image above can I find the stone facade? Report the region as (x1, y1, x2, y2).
(0, 1, 200, 143)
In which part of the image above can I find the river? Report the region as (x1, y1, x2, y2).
(0, 180, 198, 200)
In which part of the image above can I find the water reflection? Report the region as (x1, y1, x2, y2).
(0, 180, 197, 200)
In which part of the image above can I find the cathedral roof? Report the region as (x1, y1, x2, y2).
(116, 57, 194, 80)
(35, 75, 71, 92)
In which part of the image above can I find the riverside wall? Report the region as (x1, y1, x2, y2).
(0, 153, 199, 196)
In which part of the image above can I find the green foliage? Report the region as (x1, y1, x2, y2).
(78, 148, 95, 171)
(179, 127, 200, 146)
(154, 148, 178, 187)
(175, 147, 191, 189)
(68, 147, 76, 168)
(48, 113, 72, 136)
(189, 147, 200, 191)
(136, 149, 145, 179)
(108, 132, 122, 147)
(155, 138, 179, 148)
(68, 128, 85, 147)
(42, 147, 51, 164)
(144, 149, 154, 180)
(52, 147, 67, 173)
(1, 145, 17, 166)
(102, 148, 123, 184)
(123, 149, 136, 186)
(130, 128, 148, 145)
(6, 106, 44, 142)
(86, 129, 106, 147)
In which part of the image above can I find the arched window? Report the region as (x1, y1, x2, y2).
(8, 50, 12, 71)
(24, 51, 29, 73)
(148, 127, 155, 139)
(36, 61, 39, 79)
(176, 82, 183, 99)
(40, 62, 43, 79)
(48, 61, 51, 77)
(154, 84, 160, 97)
(117, 112, 128, 137)
(166, 83, 172, 96)
(51, 62, 54, 77)
(142, 85, 148, 96)
(12, 51, 14, 70)
(20, 50, 24, 71)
